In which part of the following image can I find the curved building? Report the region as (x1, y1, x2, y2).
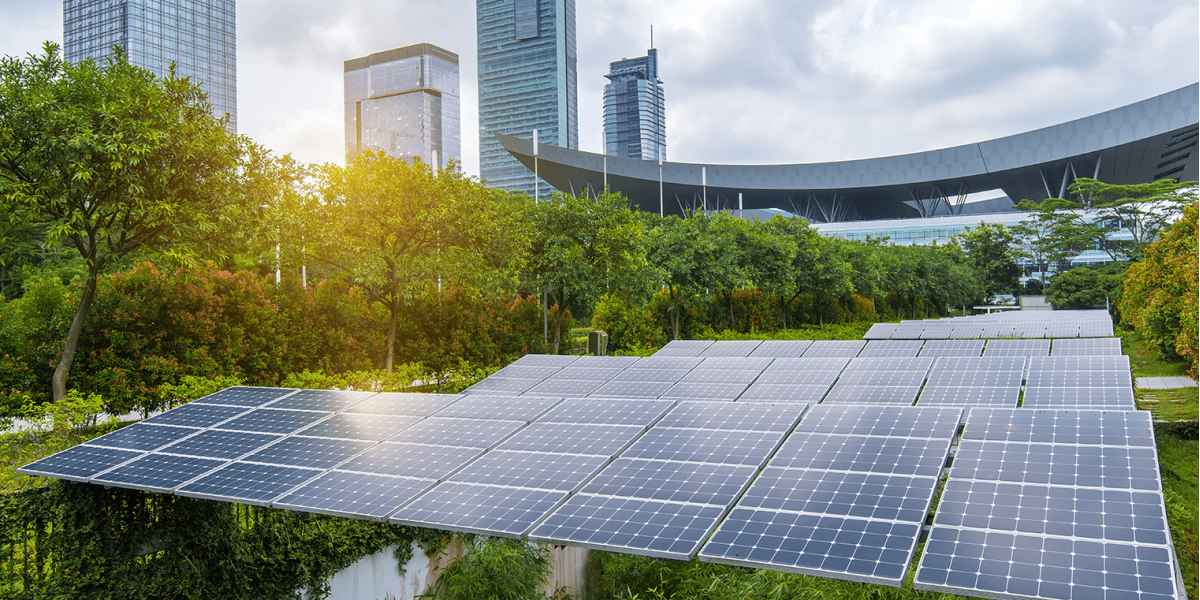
(497, 84, 1199, 221)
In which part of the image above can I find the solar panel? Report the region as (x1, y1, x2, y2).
(1028, 355, 1131, 372)
(1021, 387, 1136, 409)
(571, 356, 643, 368)
(862, 323, 899, 340)
(547, 366, 625, 381)
(141, 402, 248, 428)
(535, 398, 674, 426)
(84, 423, 200, 451)
(983, 339, 1050, 356)
(620, 427, 785, 466)
(1027, 371, 1132, 388)
(962, 409, 1155, 447)
(216, 408, 332, 435)
(267, 389, 376, 412)
(732, 468, 937, 522)
(677, 369, 761, 384)
(660, 381, 751, 401)
(344, 393, 461, 416)
(653, 340, 713, 356)
(949, 441, 1160, 490)
(461, 377, 540, 396)
(385, 417, 524, 448)
(296, 413, 422, 441)
(859, 340, 925, 357)
(192, 386, 297, 407)
(833, 371, 928, 387)
(176, 461, 323, 505)
(821, 385, 922, 405)
(793, 405, 962, 438)
(336, 442, 482, 478)
(521, 379, 605, 397)
(509, 354, 579, 367)
(802, 340, 866, 357)
(433, 395, 561, 421)
(607, 368, 690, 383)
(698, 340, 762, 357)
(242, 436, 376, 469)
(919, 339, 985, 357)
(90, 453, 226, 492)
(916, 387, 1019, 408)
(890, 322, 928, 339)
(630, 356, 703, 370)
(391, 482, 568, 538)
(531, 493, 727, 559)
(749, 340, 814, 357)
(272, 471, 434, 520)
(449, 450, 609, 491)
(752, 369, 841, 386)
(160, 429, 282, 459)
(737, 384, 831, 403)
(763, 357, 851, 374)
(492, 365, 563, 379)
(579, 458, 758, 505)
(654, 401, 806, 432)
(587, 380, 673, 398)
(496, 422, 646, 456)
(842, 356, 934, 373)
(933, 356, 1026, 372)
(17, 445, 144, 482)
(697, 357, 774, 371)
(924, 370, 1023, 388)
(767, 432, 952, 477)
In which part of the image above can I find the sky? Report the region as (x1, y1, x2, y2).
(2, 0, 1197, 180)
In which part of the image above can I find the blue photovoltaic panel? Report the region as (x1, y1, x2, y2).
(961, 409, 1155, 447)
(737, 384, 830, 403)
(833, 371, 928, 387)
(295, 412, 421, 441)
(696, 356, 774, 371)
(391, 481, 568, 538)
(571, 355, 643, 368)
(949, 324, 986, 339)
(336, 442, 481, 478)
(218, 408, 332, 435)
(1051, 337, 1122, 355)
(580, 458, 758, 506)
(385, 417, 524, 449)
(1028, 355, 1131, 372)
(495, 422, 645, 456)
(654, 401, 806, 432)
(950, 440, 1161, 491)
(608, 368, 690, 383)
(192, 386, 296, 407)
(449, 450, 608, 491)
(344, 393, 461, 416)
(653, 340, 714, 356)
(862, 323, 898, 340)
(660, 381, 750, 401)
(1026, 371, 1132, 388)
(678, 369, 760, 385)
(433, 395, 561, 422)
(924, 370, 1023, 388)
(733, 467, 937, 523)
(160, 429, 282, 460)
(491, 364, 562, 379)
(793, 404, 961, 439)
(859, 340, 924, 357)
(890, 321, 928, 339)
(753, 369, 841, 386)
(91, 453, 226, 492)
(509, 354, 579, 367)
(242, 436, 376, 470)
(267, 389, 376, 412)
(768, 432, 951, 478)
(916, 386, 1019, 408)
(587, 380, 673, 398)
(919, 339, 985, 357)
(1021, 387, 1136, 410)
(522, 379, 605, 397)
(821, 385, 923, 405)
(17, 445, 143, 482)
(273, 470, 434, 520)
(141, 402, 248, 428)
(932, 356, 1026, 372)
(536, 398, 674, 426)
(749, 340, 814, 357)
(842, 356, 934, 373)
(983, 339, 1050, 357)
(698, 340, 761, 357)
(546, 366, 625, 381)
(621, 427, 784, 466)
(462, 377, 540, 396)
(763, 357, 851, 374)
(531, 493, 727, 559)
(630, 356, 702, 370)
(176, 461, 322, 505)
(84, 423, 199, 451)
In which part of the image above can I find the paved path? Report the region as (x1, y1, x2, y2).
(1137, 376, 1199, 389)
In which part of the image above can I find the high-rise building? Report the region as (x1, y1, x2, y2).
(603, 48, 665, 162)
(477, 0, 577, 195)
(343, 44, 461, 169)
(63, 0, 237, 132)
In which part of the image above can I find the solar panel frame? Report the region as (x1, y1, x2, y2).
(983, 339, 1051, 356)
(344, 393, 462, 416)
(272, 470, 436, 520)
(749, 340, 815, 357)
(390, 481, 570, 538)
(802, 340, 867, 357)
(191, 386, 298, 408)
(862, 323, 899, 340)
(858, 340, 925, 357)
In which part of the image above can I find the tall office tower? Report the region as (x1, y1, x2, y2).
(63, 0, 237, 132)
(603, 49, 665, 161)
(344, 44, 461, 169)
(478, 0, 577, 195)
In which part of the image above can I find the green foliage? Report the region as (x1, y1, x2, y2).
(1046, 262, 1127, 312)
(952, 222, 1021, 301)
(1154, 429, 1198, 600)
(1, 390, 118, 491)
(1065, 178, 1197, 261)
(422, 536, 562, 600)
(1120, 203, 1199, 377)
(592, 293, 667, 353)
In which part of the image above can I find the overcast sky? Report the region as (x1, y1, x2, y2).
(2, 0, 1197, 179)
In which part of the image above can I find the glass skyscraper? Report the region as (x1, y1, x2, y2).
(477, 0, 577, 195)
(603, 48, 665, 162)
(63, 0, 237, 132)
(344, 44, 461, 170)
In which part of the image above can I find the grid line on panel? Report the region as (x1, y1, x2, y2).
(337, 442, 484, 479)
(463, 377, 541, 396)
(653, 340, 713, 356)
(734, 466, 940, 523)
(698, 340, 762, 357)
(769, 432, 952, 478)
(390, 481, 568, 538)
(660, 381, 752, 401)
(579, 457, 759, 506)
(296, 413, 422, 441)
(919, 339, 985, 357)
(608, 368, 690, 383)
(1020, 387, 1136, 410)
(216, 408, 333, 435)
(961, 408, 1155, 447)
(588, 380, 674, 399)
(142, 403, 250, 428)
(654, 401, 807, 432)
(522, 379, 605, 398)
(17, 445, 146, 482)
(793, 405, 962, 439)
(159, 429, 283, 460)
(272, 470, 435, 520)
(509, 354, 580, 367)
(621, 427, 786, 466)
(531, 493, 728, 560)
(192, 386, 298, 408)
(242, 436, 377, 470)
(345, 393, 461, 416)
(449, 450, 610, 492)
(737, 384, 831, 403)
(546, 366, 625, 382)
(821, 385, 923, 405)
(432, 395, 562, 421)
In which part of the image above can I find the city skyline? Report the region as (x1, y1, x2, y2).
(604, 47, 665, 162)
(4, 1, 1196, 180)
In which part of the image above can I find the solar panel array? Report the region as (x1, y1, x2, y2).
(871, 310, 1115, 339)
(21, 319, 1174, 600)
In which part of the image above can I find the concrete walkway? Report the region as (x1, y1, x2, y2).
(1137, 376, 1199, 389)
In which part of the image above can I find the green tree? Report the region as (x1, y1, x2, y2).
(526, 190, 647, 354)
(1011, 200, 1093, 292)
(645, 215, 702, 340)
(1046, 262, 1128, 311)
(763, 217, 853, 328)
(1054, 177, 1196, 261)
(0, 43, 242, 401)
(953, 222, 1021, 301)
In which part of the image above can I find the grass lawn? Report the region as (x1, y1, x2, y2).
(1120, 327, 1193, 377)
(1156, 429, 1199, 600)
(1139, 387, 1200, 421)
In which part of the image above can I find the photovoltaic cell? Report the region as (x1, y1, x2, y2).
(273, 471, 434, 519)
(950, 440, 1161, 490)
(793, 404, 962, 439)
(621, 427, 784, 466)
(1026, 371, 1131, 388)
(141, 402, 248, 428)
(176, 461, 322, 505)
(752, 369, 841, 386)
(737, 384, 830, 403)
(160, 429, 282, 459)
(588, 380, 673, 398)
(736, 467, 937, 523)
(547, 366, 625, 381)
(192, 386, 296, 407)
(491, 364, 562, 379)
(85, 423, 199, 451)
(242, 436, 376, 469)
(862, 323, 898, 340)
(698, 340, 761, 357)
(660, 381, 750, 401)
(763, 357, 851, 374)
(919, 339, 985, 357)
(858, 340, 924, 357)
(983, 339, 1050, 357)
(1051, 337, 1122, 355)
(91, 454, 226, 492)
(961, 409, 1155, 447)
(1021, 387, 1136, 409)
(295, 412, 421, 441)
(630, 356, 703, 370)
(336, 442, 481, 478)
(385, 417, 524, 448)
(461, 377, 540, 396)
(495, 422, 645, 456)
(267, 389, 376, 412)
(217, 408, 332, 435)
(1028, 355, 1131, 372)
(531, 493, 727, 559)
(842, 356, 934, 373)
(749, 340, 814, 357)
(449, 450, 609, 491)
(916, 387, 1019, 408)
(655, 401, 806, 432)
(608, 368, 690, 383)
(522, 379, 605, 397)
(924, 370, 1022, 388)
(18, 445, 144, 482)
(653, 340, 713, 356)
(833, 371, 928, 387)
(768, 432, 951, 477)
(890, 322, 928, 339)
(932, 356, 1026, 372)
(433, 395, 561, 422)
(571, 356, 642, 368)
(535, 398, 674, 426)
(391, 482, 567, 538)
(697, 357, 774, 371)
(677, 369, 760, 384)
(821, 385, 922, 405)
(345, 393, 461, 416)
(802, 340, 866, 357)
(580, 458, 758, 505)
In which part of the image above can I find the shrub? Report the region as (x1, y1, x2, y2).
(591, 294, 667, 353)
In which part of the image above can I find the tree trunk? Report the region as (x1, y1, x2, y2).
(52, 274, 98, 402)
(728, 291, 736, 332)
(671, 308, 680, 340)
(385, 295, 399, 373)
(551, 303, 567, 355)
